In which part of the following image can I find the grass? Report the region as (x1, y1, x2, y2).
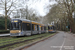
(0, 33, 56, 50)
(0, 30, 10, 33)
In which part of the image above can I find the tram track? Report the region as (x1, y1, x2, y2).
(0, 34, 47, 49)
(0, 33, 57, 50)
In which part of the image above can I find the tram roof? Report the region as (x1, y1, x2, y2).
(11, 18, 45, 26)
(11, 18, 31, 22)
(31, 21, 44, 26)
(48, 25, 55, 26)
(31, 21, 40, 25)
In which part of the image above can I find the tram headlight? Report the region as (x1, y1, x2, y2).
(19, 31, 21, 33)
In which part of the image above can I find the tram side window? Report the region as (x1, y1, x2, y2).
(39, 26, 41, 31)
(22, 23, 26, 31)
(32, 24, 34, 31)
(48, 26, 50, 30)
(26, 23, 31, 31)
(44, 26, 46, 30)
(53, 26, 55, 30)
(37, 25, 39, 31)
(41, 27, 43, 31)
(41, 27, 42, 30)
(34, 25, 37, 31)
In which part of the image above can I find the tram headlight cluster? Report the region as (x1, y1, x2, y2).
(19, 31, 21, 33)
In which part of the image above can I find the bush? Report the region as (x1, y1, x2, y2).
(0, 17, 10, 30)
(0, 30, 10, 33)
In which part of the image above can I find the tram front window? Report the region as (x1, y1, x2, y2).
(10, 22, 21, 30)
(50, 27, 53, 29)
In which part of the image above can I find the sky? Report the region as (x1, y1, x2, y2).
(0, 0, 57, 17)
(26, 0, 57, 16)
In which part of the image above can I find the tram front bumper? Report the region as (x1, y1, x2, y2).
(10, 33, 22, 36)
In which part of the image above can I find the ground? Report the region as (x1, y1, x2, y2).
(23, 31, 75, 50)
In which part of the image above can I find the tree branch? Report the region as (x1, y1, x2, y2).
(7, 0, 13, 13)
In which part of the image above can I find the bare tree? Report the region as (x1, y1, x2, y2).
(45, 3, 69, 31)
(53, 0, 75, 32)
(0, 0, 19, 30)
(63, 0, 75, 32)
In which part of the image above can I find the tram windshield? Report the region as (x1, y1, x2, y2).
(50, 27, 53, 29)
(48, 26, 55, 30)
(10, 22, 21, 30)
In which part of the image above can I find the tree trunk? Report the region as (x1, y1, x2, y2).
(68, 12, 75, 33)
(60, 22, 61, 30)
(5, 0, 7, 30)
(5, 16, 7, 30)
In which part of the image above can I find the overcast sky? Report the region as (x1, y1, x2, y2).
(0, 0, 57, 17)
(26, 0, 57, 16)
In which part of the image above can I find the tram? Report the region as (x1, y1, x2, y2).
(10, 18, 46, 36)
(48, 25, 56, 33)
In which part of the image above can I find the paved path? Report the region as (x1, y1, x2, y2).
(23, 31, 75, 50)
(0, 33, 10, 36)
